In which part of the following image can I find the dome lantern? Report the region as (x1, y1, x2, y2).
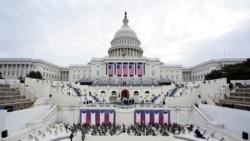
(123, 11, 129, 26)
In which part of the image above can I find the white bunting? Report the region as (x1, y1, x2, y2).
(145, 112, 150, 125)
(91, 112, 96, 125)
(136, 112, 141, 124)
(100, 112, 105, 124)
(109, 112, 114, 124)
(163, 112, 168, 124)
(81, 112, 86, 124)
(154, 112, 159, 123)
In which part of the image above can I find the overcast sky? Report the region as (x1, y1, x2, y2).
(0, 0, 249, 67)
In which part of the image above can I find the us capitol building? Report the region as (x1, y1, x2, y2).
(0, 12, 249, 141)
(0, 12, 245, 83)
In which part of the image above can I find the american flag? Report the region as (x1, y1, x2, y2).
(117, 63, 122, 76)
(137, 63, 143, 76)
(123, 63, 128, 76)
(122, 49, 126, 56)
(108, 63, 113, 76)
(129, 63, 134, 76)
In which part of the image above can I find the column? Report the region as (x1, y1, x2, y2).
(143, 63, 145, 75)
(28, 64, 31, 74)
(127, 62, 129, 76)
(135, 62, 137, 76)
(63, 71, 65, 81)
(14, 64, 17, 77)
(6, 64, 9, 77)
(64, 71, 66, 81)
(65, 71, 67, 81)
(2, 64, 5, 77)
(113, 62, 115, 76)
(10, 64, 13, 77)
(24, 64, 26, 76)
(122, 62, 123, 76)
(67, 71, 69, 81)
(64, 71, 65, 81)
(19, 64, 21, 77)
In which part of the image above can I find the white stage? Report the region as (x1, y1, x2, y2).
(57, 132, 220, 141)
(84, 134, 176, 141)
(59, 132, 177, 141)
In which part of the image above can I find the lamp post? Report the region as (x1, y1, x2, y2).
(49, 94, 52, 104)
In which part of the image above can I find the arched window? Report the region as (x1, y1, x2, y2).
(134, 91, 139, 96)
(145, 91, 150, 94)
(112, 91, 117, 95)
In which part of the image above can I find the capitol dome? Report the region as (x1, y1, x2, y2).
(108, 12, 143, 57)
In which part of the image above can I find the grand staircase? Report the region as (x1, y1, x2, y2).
(0, 84, 36, 112)
(215, 86, 250, 111)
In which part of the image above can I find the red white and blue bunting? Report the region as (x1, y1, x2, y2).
(80, 109, 116, 125)
(134, 110, 170, 125)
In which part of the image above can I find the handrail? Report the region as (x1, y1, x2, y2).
(192, 105, 210, 121)
(41, 105, 57, 121)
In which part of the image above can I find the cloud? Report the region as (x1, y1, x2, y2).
(0, 0, 249, 67)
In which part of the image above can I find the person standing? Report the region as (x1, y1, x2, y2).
(69, 132, 74, 141)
